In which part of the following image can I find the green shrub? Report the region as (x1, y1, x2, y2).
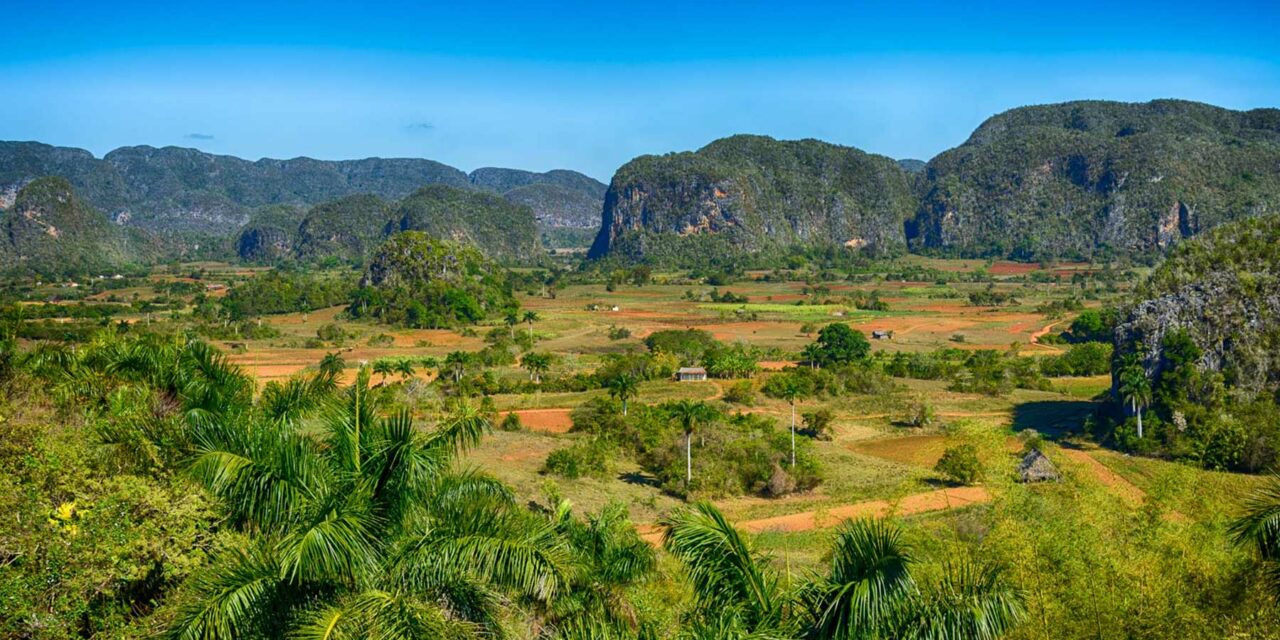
(499, 412, 523, 431)
(935, 444, 983, 485)
(723, 380, 756, 405)
(541, 437, 615, 479)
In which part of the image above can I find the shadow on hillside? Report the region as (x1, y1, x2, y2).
(618, 471, 661, 488)
(1012, 400, 1096, 440)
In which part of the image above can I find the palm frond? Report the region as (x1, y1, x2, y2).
(661, 502, 782, 630)
(168, 545, 280, 640)
(275, 488, 381, 585)
(400, 516, 570, 603)
(803, 517, 916, 639)
(424, 401, 490, 457)
(904, 560, 1026, 640)
(1230, 474, 1280, 560)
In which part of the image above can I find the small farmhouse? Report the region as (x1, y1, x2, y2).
(871, 330, 893, 340)
(676, 367, 707, 382)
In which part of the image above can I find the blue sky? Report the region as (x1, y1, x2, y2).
(2, 0, 1278, 180)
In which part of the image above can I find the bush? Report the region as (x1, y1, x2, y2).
(367, 333, 395, 346)
(935, 444, 983, 485)
(541, 437, 615, 479)
(904, 398, 937, 428)
(723, 380, 756, 405)
(317, 322, 348, 342)
(499, 412, 523, 432)
(801, 408, 835, 440)
(607, 325, 632, 340)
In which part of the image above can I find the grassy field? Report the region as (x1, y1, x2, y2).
(9, 255, 1270, 638)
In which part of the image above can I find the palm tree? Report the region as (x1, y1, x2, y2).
(523, 310, 540, 343)
(316, 351, 346, 392)
(801, 342, 823, 370)
(523, 352, 552, 383)
(763, 373, 814, 468)
(373, 359, 394, 384)
(504, 313, 520, 340)
(1231, 474, 1280, 595)
(661, 502, 1027, 639)
(665, 400, 718, 489)
(1118, 353, 1152, 438)
(171, 372, 570, 639)
(443, 351, 471, 384)
(394, 359, 415, 381)
(661, 502, 786, 634)
(605, 373, 639, 416)
(547, 501, 657, 636)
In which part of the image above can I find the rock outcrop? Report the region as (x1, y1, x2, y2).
(588, 135, 915, 263)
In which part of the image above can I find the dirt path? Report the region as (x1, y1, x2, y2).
(707, 380, 726, 401)
(1029, 322, 1063, 353)
(1059, 447, 1144, 504)
(1059, 446, 1188, 522)
(637, 486, 991, 544)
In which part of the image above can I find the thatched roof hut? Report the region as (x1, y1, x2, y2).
(1017, 448, 1060, 483)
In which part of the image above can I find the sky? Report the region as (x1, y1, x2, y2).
(2, 0, 1279, 180)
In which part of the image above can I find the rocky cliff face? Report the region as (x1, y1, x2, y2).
(588, 135, 915, 262)
(1115, 214, 1280, 393)
(468, 167, 606, 229)
(910, 100, 1280, 260)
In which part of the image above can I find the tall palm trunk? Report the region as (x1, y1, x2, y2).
(790, 401, 797, 468)
(1135, 398, 1144, 439)
(686, 431, 693, 487)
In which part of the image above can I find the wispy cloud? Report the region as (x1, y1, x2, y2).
(404, 122, 435, 132)
(185, 132, 215, 140)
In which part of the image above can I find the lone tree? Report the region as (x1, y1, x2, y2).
(1117, 353, 1152, 438)
(523, 311, 540, 343)
(665, 400, 718, 489)
(763, 372, 815, 468)
(605, 373, 639, 416)
(504, 312, 519, 340)
(522, 351, 552, 383)
(807, 323, 871, 367)
(373, 359, 394, 384)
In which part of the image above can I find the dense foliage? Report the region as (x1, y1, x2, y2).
(348, 231, 518, 328)
(1110, 214, 1280, 471)
(0, 177, 153, 275)
(913, 100, 1280, 260)
(221, 270, 355, 318)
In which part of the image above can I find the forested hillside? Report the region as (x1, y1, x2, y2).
(0, 142, 603, 238)
(235, 185, 541, 264)
(0, 177, 153, 274)
(910, 100, 1280, 260)
(588, 135, 916, 264)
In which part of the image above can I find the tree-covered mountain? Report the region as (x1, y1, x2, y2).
(240, 185, 541, 263)
(1111, 213, 1280, 470)
(234, 204, 308, 262)
(391, 185, 541, 262)
(0, 142, 603, 238)
(0, 177, 153, 274)
(910, 100, 1280, 260)
(292, 194, 392, 262)
(588, 135, 916, 263)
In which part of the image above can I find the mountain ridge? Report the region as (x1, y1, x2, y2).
(0, 141, 604, 237)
